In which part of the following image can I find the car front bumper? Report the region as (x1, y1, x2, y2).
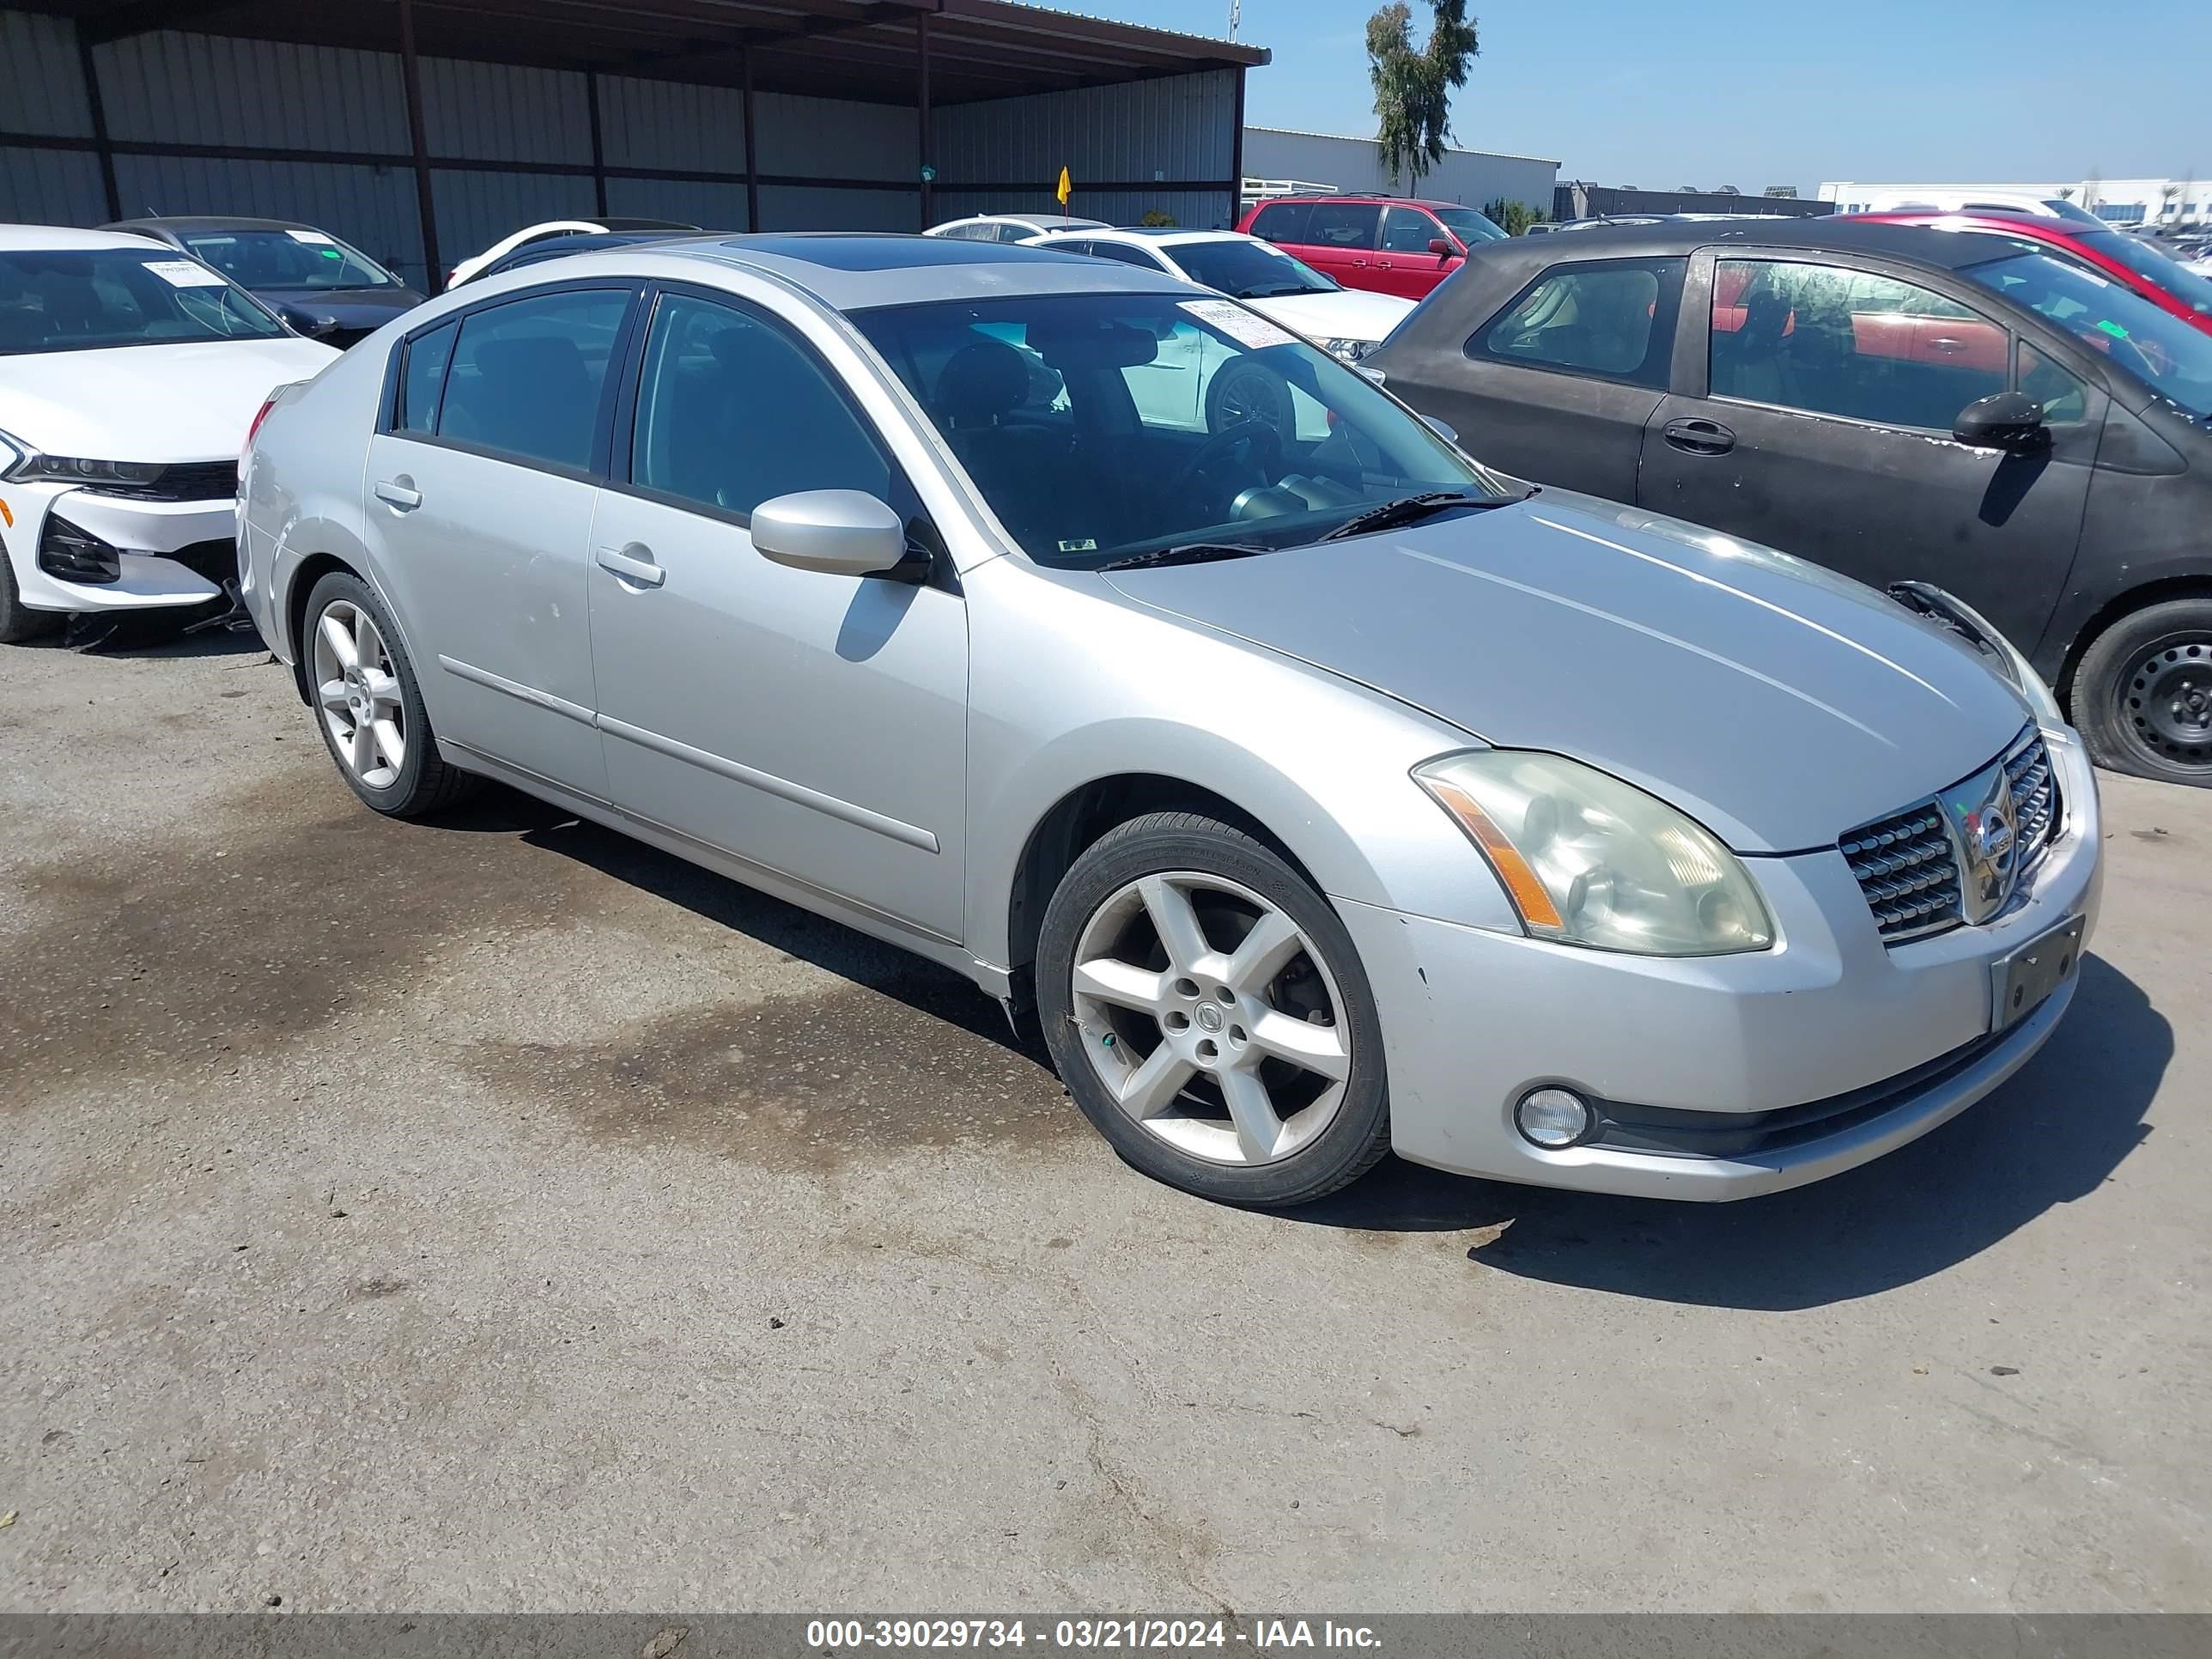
(1, 482, 235, 613)
(1340, 728, 2104, 1200)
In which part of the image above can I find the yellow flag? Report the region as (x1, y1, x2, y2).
(1055, 167, 1073, 208)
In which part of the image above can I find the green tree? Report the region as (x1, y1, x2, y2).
(1366, 2, 1480, 186)
(1482, 197, 1548, 235)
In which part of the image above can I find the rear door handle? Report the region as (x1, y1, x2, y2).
(596, 544, 665, 588)
(374, 478, 422, 511)
(1662, 417, 1736, 456)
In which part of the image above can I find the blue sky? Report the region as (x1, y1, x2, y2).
(1087, 1, 2211, 188)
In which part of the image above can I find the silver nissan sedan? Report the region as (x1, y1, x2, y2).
(239, 234, 2103, 1208)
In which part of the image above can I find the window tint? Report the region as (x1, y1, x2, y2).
(1711, 259, 2008, 428)
(1380, 207, 1441, 253)
(1476, 258, 1683, 387)
(994, 223, 1036, 244)
(629, 291, 892, 520)
(398, 319, 456, 434)
(1248, 202, 1311, 244)
(1085, 240, 1165, 270)
(2018, 341, 2089, 423)
(1302, 203, 1381, 249)
(436, 289, 630, 471)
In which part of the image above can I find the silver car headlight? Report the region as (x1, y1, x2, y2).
(1321, 337, 1379, 362)
(1415, 750, 1775, 957)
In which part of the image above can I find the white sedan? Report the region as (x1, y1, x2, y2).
(0, 226, 338, 643)
(1023, 228, 1415, 362)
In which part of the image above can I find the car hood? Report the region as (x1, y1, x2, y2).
(0, 337, 339, 462)
(1102, 490, 2035, 853)
(1248, 287, 1416, 343)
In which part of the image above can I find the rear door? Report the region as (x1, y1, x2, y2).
(1375, 206, 1461, 299)
(363, 283, 637, 794)
(1382, 254, 1685, 501)
(1292, 202, 1383, 290)
(1638, 252, 2102, 651)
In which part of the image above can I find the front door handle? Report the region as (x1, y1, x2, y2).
(374, 478, 422, 511)
(596, 544, 665, 589)
(1662, 417, 1736, 456)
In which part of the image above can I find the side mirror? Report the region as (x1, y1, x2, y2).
(751, 489, 908, 577)
(1422, 414, 1458, 444)
(1427, 237, 1456, 258)
(1953, 391, 2047, 451)
(278, 305, 340, 340)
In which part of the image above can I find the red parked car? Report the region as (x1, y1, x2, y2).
(1237, 194, 1505, 299)
(1848, 210, 2212, 336)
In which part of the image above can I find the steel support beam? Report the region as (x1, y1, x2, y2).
(398, 0, 445, 292)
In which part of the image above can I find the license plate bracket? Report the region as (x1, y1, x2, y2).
(1990, 915, 2086, 1033)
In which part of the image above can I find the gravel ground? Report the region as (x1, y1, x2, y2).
(0, 631, 2204, 1613)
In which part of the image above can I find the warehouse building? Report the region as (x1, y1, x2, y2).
(1241, 125, 1556, 219)
(0, 0, 1267, 289)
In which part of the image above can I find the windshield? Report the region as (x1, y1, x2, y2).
(2080, 230, 2212, 319)
(1435, 207, 1506, 245)
(1963, 251, 2212, 420)
(0, 248, 288, 355)
(1168, 239, 1335, 298)
(179, 228, 402, 290)
(852, 292, 1506, 570)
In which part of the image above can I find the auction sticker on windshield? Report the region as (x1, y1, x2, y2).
(143, 259, 228, 288)
(287, 229, 336, 246)
(1181, 299, 1297, 350)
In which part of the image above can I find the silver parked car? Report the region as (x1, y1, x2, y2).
(240, 234, 2103, 1208)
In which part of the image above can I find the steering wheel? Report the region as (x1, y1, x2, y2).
(1166, 417, 1283, 509)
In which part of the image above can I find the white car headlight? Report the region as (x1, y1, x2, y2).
(1321, 337, 1379, 362)
(1415, 750, 1776, 957)
(2, 453, 165, 487)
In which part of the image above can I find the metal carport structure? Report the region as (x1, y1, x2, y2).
(0, 0, 1267, 288)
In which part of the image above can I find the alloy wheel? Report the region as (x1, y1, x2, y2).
(312, 599, 406, 789)
(1067, 871, 1351, 1167)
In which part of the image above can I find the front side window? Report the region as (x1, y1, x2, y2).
(1302, 204, 1382, 250)
(1476, 258, 1684, 388)
(1963, 250, 2212, 420)
(629, 291, 892, 520)
(1710, 258, 2008, 428)
(1434, 206, 1506, 246)
(852, 292, 1509, 570)
(0, 247, 287, 355)
(179, 228, 402, 291)
(1085, 241, 1168, 271)
(434, 288, 631, 471)
(1380, 208, 1443, 253)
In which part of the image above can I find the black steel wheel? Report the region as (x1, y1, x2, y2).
(2075, 597, 2212, 787)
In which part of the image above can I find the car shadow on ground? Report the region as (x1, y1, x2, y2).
(26, 621, 270, 659)
(426, 787, 2164, 1310)
(1291, 953, 2166, 1309)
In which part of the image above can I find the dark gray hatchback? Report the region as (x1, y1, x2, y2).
(1367, 218, 2212, 787)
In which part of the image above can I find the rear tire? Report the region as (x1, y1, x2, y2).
(0, 543, 60, 644)
(1036, 811, 1392, 1207)
(2073, 597, 2212, 787)
(301, 570, 477, 817)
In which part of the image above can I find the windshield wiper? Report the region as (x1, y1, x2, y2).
(1317, 489, 1528, 543)
(1096, 542, 1273, 572)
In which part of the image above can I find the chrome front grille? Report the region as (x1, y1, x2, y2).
(2005, 732, 2061, 870)
(1842, 805, 1962, 940)
(1840, 726, 2063, 946)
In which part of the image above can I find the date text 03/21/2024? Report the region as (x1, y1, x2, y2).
(802, 1620, 1382, 1650)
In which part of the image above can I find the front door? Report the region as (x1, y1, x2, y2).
(1638, 254, 2101, 652)
(1373, 206, 1460, 299)
(1392, 255, 1686, 501)
(363, 285, 637, 793)
(585, 288, 969, 941)
(1293, 201, 1384, 292)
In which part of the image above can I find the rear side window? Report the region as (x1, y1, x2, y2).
(1248, 202, 1312, 244)
(434, 289, 631, 472)
(1303, 203, 1382, 250)
(397, 319, 456, 434)
(1086, 241, 1165, 270)
(628, 291, 894, 522)
(1474, 258, 1685, 388)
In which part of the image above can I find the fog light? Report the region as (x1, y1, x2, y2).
(1516, 1086, 1595, 1150)
(38, 513, 121, 584)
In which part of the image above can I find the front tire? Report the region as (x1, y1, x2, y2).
(1036, 811, 1392, 1207)
(2074, 598, 2212, 787)
(0, 544, 59, 644)
(301, 570, 477, 817)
